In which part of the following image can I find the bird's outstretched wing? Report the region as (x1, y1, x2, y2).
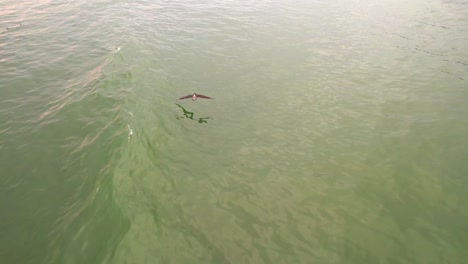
(178, 94, 193, 100)
(197, 94, 213, 99)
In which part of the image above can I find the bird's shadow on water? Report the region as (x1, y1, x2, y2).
(175, 104, 212, 124)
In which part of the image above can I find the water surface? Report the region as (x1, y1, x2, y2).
(1, 0, 467, 263)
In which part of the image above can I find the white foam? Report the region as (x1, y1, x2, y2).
(127, 124, 133, 140)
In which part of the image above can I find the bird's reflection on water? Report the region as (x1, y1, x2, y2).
(175, 104, 212, 124)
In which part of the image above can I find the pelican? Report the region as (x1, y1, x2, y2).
(178, 93, 213, 101)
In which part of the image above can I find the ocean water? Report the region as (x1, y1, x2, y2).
(1, 0, 467, 263)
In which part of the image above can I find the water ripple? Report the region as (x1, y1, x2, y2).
(1, 0, 468, 263)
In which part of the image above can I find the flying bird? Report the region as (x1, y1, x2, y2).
(178, 93, 213, 101)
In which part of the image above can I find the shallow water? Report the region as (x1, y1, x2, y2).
(1, 0, 467, 263)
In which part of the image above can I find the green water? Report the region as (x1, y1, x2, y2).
(1, 0, 467, 263)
